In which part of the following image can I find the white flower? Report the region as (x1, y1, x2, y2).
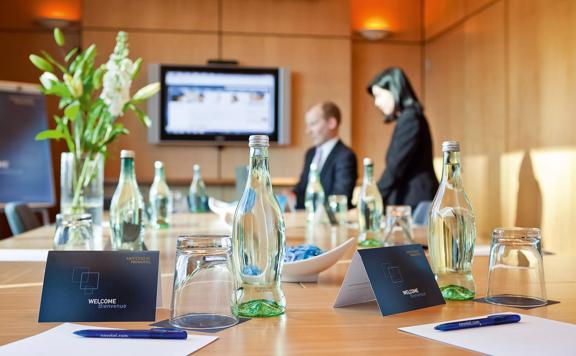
(39, 72, 58, 90)
(100, 32, 133, 118)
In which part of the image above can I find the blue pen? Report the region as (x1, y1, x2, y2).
(73, 328, 187, 339)
(434, 314, 521, 331)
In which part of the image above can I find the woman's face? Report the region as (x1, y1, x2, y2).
(372, 85, 395, 116)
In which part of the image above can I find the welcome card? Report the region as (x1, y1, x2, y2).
(334, 244, 445, 316)
(39, 251, 160, 322)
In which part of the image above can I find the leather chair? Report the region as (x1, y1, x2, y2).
(5, 202, 42, 235)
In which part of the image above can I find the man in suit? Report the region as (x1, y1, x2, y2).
(291, 101, 358, 209)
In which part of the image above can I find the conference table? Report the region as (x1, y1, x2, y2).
(0, 212, 575, 355)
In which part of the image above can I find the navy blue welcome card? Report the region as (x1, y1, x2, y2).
(39, 251, 160, 322)
(334, 245, 445, 316)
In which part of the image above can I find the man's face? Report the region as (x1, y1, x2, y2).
(305, 106, 335, 146)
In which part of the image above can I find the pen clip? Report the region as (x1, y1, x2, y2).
(487, 314, 521, 322)
(151, 328, 185, 333)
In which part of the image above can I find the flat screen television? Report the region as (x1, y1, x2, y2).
(148, 64, 291, 145)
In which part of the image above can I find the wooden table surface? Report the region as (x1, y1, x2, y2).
(0, 212, 574, 355)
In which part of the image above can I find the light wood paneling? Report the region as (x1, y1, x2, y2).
(506, 0, 576, 253)
(466, 0, 496, 15)
(351, 42, 422, 178)
(0, 0, 80, 29)
(82, 0, 218, 31)
(222, 0, 350, 36)
(461, 1, 506, 241)
(222, 35, 352, 179)
(425, 2, 505, 241)
(350, 0, 422, 42)
(82, 31, 220, 182)
(0, 32, 79, 83)
(424, 0, 466, 39)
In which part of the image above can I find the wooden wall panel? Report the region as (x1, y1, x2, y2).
(351, 42, 422, 178)
(222, 35, 352, 179)
(222, 0, 350, 36)
(424, 0, 466, 39)
(461, 1, 506, 241)
(0, 0, 80, 29)
(466, 0, 496, 15)
(506, 0, 576, 253)
(425, 1, 505, 241)
(83, 0, 218, 31)
(350, 0, 423, 42)
(0, 0, 81, 234)
(82, 31, 220, 182)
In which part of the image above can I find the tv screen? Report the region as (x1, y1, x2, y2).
(148, 65, 290, 145)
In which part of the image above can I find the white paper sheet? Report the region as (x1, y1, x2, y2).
(0, 249, 48, 262)
(399, 313, 576, 356)
(0, 323, 217, 356)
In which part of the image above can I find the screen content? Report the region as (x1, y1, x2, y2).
(163, 70, 276, 135)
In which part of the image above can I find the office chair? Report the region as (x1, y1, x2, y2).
(5, 202, 42, 235)
(413, 201, 432, 226)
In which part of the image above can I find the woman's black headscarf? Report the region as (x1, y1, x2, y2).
(367, 67, 422, 122)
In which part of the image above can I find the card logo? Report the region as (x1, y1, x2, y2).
(72, 266, 126, 309)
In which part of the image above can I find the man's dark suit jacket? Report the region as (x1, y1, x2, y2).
(293, 140, 358, 209)
(378, 107, 439, 210)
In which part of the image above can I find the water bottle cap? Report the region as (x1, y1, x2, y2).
(442, 141, 461, 152)
(120, 150, 134, 158)
(363, 157, 373, 166)
(154, 161, 164, 169)
(249, 135, 269, 147)
(193, 164, 200, 171)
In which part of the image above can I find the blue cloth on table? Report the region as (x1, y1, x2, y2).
(284, 244, 323, 262)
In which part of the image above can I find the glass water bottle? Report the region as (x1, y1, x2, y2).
(189, 164, 208, 213)
(358, 158, 383, 247)
(428, 141, 477, 300)
(149, 161, 172, 228)
(231, 135, 286, 318)
(304, 163, 326, 222)
(110, 150, 145, 250)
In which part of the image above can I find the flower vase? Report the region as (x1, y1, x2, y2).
(60, 152, 104, 243)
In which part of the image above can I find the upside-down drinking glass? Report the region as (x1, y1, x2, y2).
(486, 227, 547, 307)
(169, 235, 239, 330)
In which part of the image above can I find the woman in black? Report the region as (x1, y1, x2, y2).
(367, 67, 439, 210)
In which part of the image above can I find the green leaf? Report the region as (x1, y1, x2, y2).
(35, 129, 63, 140)
(65, 47, 78, 63)
(129, 104, 152, 127)
(64, 101, 80, 121)
(131, 58, 142, 80)
(40, 51, 67, 73)
(64, 73, 83, 98)
(83, 44, 97, 64)
(92, 65, 105, 90)
(45, 82, 71, 98)
(29, 54, 53, 72)
(54, 28, 65, 46)
(132, 82, 160, 103)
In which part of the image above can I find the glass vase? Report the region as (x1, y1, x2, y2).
(60, 152, 104, 231)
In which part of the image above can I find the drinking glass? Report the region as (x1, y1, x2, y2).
(170, 235, 239, 330)
(328, 195, 348, 225)
(486, 227, 547, 307)
(382, 205, 414, 246)
(53, 213, 94, 250)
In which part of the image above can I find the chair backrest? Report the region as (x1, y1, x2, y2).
(413, 201, 432, 226)
(5, 202, 42, 235)
(235, 165, 249, 200)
